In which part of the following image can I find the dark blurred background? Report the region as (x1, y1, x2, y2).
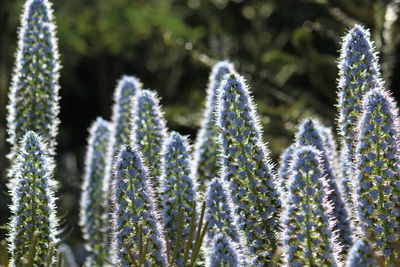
(1, 0, 400, 264)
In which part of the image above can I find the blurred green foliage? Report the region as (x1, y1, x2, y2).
(1, 0, 400, 264)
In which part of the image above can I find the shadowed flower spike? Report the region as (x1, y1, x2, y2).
(296, 118, 353, 255)
(112, 145, 168, 266)
(79, 118, 112, 265)
(192, 61, 235, 192)
(7, 0, 61, 163)
(58, 243, 79, 267)
(346, 239, 377, 267)
(216, 73, 281, 264)
(131, 89, 167, 189)
(160, 131, 197, 265)
(319, 126, 340, 178)
(8, 131, 58, 266)
(282, 146, 338, 267)
(354, 88, 400, 260)
(207, 233, 240, 267)
(278, 143, 296, 195)
(337, 24, 382, 216)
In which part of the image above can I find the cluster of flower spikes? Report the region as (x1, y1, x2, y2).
(80, 118, 112, 265)
(112, 145, 168, 266)
(337, 24, 383, 215)
(345, 239, 377, 267)
(295, 118, 353, 256)
(207, 233, 240, 267)
(192, 61, 235, 192)
(131, 89, 167, 190)
(7, 0, 61, 163)
(281, 145, 338, 267)
(160, 131, 197, 266)
(353, 88, 400, 259)
(8, 131, 58, 266)
(216, 72, 281, 264)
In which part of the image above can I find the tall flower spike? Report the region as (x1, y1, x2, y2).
(278, 143, 296, 195)
(346, 239, 377, 267)
(192, 61, 235, 192)
(206, 233, 240, 267)
(353, 88, 400, 260)
(296, 118, 353, 255)
(216, 73, 281, 264)
(160, 131, 197, 266)
(337, 24, 382, 214)
(282, 146, 338, 267)
(79, 118, 111, 265)
(8, 131, 58, 266)
(131, 89, 167, 189)
(112, 145, 168, 266)
(7, 0, 61, 162)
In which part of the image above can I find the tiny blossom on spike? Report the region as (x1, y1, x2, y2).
(282, 145, 338, 267)
(111, 145, 168, 266)
(192, 61, 235, 192)
(354, 88, 400, 259)
(207, 233, 240, 267)
(8, 131, 58, 266)
(216, 73, 281, 264)
(131, 89, 167, 189)
(160, 131, 197, 266)
(346, 239, 377, 267)
(79, 118, 111, 265)
(7, 0, 61, 163)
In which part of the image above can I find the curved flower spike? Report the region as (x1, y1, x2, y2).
(216, 73, 281, 264)
(207, 233, 240, 267)
(192, 61, 235, 192)
(282, 145, 338, 267)
(7, 0, 61, 162)
(8, 131, 58, 266)
(354, 88, 400, 260)
(346, 239, 377, 267)
(80, 118, 111, 265)
(112, 145, 168, 266)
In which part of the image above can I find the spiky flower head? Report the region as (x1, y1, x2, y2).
(207, 233, 240, 267)
(282, 145, 338, 267)
(131, 89, 167, 189)
(160, 131, 197, 265)
(346, 239, 377, 267)
(192, 61, 234, 192)
(354, 88, 400, 259)
(8, 131, 58, 266)
(216, 73, 281, 264)
(112, 145, 168, 266)
(7, 0, 61, 162)
(278, 143, 295, 195)
(296, 118, 353, 254)
(79, 118, 111, 265)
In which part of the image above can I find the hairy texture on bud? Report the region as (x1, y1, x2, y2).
(354, 88, 400, 259)
(207, 233, 240, 267)
(131, 89, 167, 189)
(160, 131, 197, 266)
(112, 145, 168, 266)
(192, 61, 234, 192)
(7, 0, 61, 163)
(346, 239, 377, 267)
(79, 118, 111, 265)
(216, 73, 281, 264)
(282, 146, 338, 267)
(8, 131, 58, 266)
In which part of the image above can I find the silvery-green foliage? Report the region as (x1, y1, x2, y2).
(346, 239, 377, 267)
(282, 145, 338, 267)
(131, 89, 167, 189)
(207, 233, 240, 267)
(278, 143, 295, 195)
(337, 24, 382, 214)
(160, 131, 197, 266)
(79, 118, 111, 266)
(353, 88, 400, 259)
(216, 73, 281, 264)
(8, 131, 58, 266)
(58, 244, 78, 267)
(7, 0, 61, 162)
(296, 118, 353, 254)
(193, 61, 234, 192)
(112, 145, 168, 266)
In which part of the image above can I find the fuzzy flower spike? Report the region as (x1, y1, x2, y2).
(216, 72, 281, 264)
